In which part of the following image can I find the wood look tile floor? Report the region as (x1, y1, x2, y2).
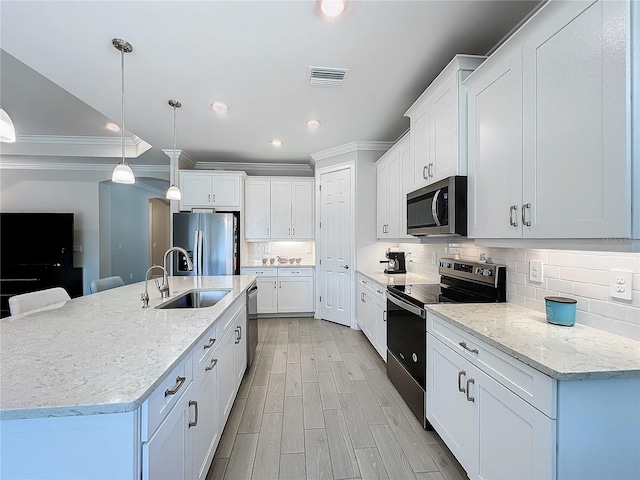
(207, 317, 468, 480)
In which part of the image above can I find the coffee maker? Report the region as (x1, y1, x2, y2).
(381, 251, 407, 274)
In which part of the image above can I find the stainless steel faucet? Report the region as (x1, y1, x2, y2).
(141, 265, 168, 308)
(161, 246, 194, 298)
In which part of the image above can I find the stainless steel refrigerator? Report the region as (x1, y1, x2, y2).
(172, 212, 240, 276)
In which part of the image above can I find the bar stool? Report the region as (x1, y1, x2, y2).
(89, 276, 125, 294)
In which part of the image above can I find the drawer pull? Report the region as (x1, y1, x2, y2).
(164, 376, 186, 397)
(458, 370, 466, 393)
(188, 400, 198, 427)
(203, 337, 216, 349)
(205, 358, 218, 371)
(466, 378, 475, 402)
(459, 341, 479, 354)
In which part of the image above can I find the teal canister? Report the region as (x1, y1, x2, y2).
(544, 296, 577, 326)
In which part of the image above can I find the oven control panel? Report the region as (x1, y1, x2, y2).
(439, 258, 504, 286)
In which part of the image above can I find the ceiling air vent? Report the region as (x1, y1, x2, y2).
(307, 66, 350, 87)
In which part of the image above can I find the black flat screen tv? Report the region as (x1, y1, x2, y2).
(0, 213, 75, 270)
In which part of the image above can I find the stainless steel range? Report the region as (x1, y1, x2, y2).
(386, 258, 506, 428)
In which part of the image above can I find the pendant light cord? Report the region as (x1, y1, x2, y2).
(121, 48, 126, 165)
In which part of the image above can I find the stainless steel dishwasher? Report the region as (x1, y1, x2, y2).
(246, 281, 258, 369)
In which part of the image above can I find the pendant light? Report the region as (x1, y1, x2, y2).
(111, 38, 135, 184)
(166, 100, 182, 201)
(0, 105, 16, 143)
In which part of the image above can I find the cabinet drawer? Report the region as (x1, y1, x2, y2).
(192, 322, 219, 375)
(277, 267, 314, 277)
(241, 268, 277, 277)
(141, 353, 193, 441)
(427, 312, 556, 418)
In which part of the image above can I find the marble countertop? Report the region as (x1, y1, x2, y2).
(427, 303, 640, 381)
(0, 275, 255, 420)
(357, 270, 439, 286)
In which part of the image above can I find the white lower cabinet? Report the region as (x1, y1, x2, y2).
(190, 356, 220, 480)
(242, 267, 314, 314)
(217, 322, 237, 425)
(427, 334, 553, 480)
(356, 275, 387, 361)
(233, 308, 247, 389)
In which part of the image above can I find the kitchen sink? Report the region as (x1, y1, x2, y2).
(155, 289, 232, 309)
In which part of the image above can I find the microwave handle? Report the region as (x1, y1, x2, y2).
(431, 189, 442, 226)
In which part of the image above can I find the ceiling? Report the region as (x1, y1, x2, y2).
(0, 0, 541, 172)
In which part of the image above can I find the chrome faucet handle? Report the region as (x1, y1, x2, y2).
(141, 291, 150, 309)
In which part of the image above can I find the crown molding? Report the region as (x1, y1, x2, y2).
(0, 160, 169, 172)
(310, 141, 393, 162)
(195, 161, 313, 174)
(1, 134, 152, 158)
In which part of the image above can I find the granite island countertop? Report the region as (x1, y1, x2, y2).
(0, 275, 256, 420)
(357, 270, 439, 286)
(427, 303, 640, 381)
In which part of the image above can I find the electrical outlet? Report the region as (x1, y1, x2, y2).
(610, 270, 632, 300)
(529, 260, 544, 282)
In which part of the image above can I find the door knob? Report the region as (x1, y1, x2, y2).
(339, 265, 349, 269)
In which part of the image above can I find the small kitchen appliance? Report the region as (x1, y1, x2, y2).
(406, 176, 467, 237)
(386, 258, 506, 428)
(544, 296, 577, 326)
(381, 251, 407, 274)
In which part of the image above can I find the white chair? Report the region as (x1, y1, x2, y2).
(8, 287, 71, 316)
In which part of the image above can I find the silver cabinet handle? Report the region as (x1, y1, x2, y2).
(188, 400, 198, 427)
(289, 227, 291, 236)
(466, 378, 475, 402)
(267, 227, 270, 236)
(361, 292, 365, 302)
(235, 327, 240, 344)
(459, 341, 479, 354)
(423, 166, 428, 179)
(279, 281, 282, 289)
(208, 194, 211, 202)
(509, 205, 518, 227)
(458, 370, 466, 393)
(213, 194, 216, 203)
(522, 203, 531, 227)
(292, 227, 295, 236)
(428, 163, 434, 178)
(203, 337, 216, 349)
(339, 265, 349, 269)
(383, 311, 386, 322)
(273, 281, 276, 289)
(376, 289, 383, 294)
(238, 326, 242, 340)
(205, 358, 218, 371)
(164, 376, 186, 397)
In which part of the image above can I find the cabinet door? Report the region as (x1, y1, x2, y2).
(291, 181, 314, 239)
(217, 327, 236, 427)
(181, 173, 213, 209)
(211, 175, 240, 208)
(467, 44, 523, 239)
(245, 180, 271, 239)
(277, 277, 314, 313)
(190, 359, 219, 480)
(271, 181, 292, 238)
(142, 384, 191, 480)
(356, 284, 369, 336)
(475, 367, 554, 480)
(431, 73, 459, 183)
(256, 277, 278, 314)
(376, 160, 390, 238)
(387, 154, 403, 238)
(398, 134, 413, 239)
(411, 100, 433, 190)
(373, 295, 387, 361)
(522, 0, 628, 238)
(426, 334, 475, 471)
(234, 307, 247, 389)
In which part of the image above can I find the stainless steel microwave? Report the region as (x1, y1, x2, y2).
(406, 176, 467, 236)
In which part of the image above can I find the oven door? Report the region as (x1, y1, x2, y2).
(386, 290, 426, 389)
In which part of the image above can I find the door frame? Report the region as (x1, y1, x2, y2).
(314, 161, 358, 329)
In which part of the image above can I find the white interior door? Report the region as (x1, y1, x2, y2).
(318, 167, 352, 327)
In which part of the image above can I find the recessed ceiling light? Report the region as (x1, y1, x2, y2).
(106, 122, 120, 132)
(270, 139, 282, 147)
(211, 101, 229, 114)
(306, 118, 321, 130)
(319, 0, 346, 18)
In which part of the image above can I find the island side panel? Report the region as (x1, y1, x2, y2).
(556, 377, 640, 479)
(0, 410, 140, 480)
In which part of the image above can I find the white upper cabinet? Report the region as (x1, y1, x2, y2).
(376, 132, 412, 239)
(405, 55, 486, 193)
(468, 0, 634, 240)
(244, 177, 314, 240)
(179, 171, 243, 211)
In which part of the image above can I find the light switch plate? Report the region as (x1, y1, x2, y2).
(529, 260, 544, 282)
(610, 270, 632, 300)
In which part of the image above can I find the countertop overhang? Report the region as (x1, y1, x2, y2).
(0, 275, 256, 420)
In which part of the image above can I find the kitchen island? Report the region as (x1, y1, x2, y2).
(0, 275, 256, 480)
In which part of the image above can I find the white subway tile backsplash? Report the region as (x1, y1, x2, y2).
(507, 293, 526, 307)
(543, 265, 560, 279)
(516, 262, 529, 274)
(511, 272, 527, 285)
(625, 307, 640, 326)
(547, 278, 575, 294)
(590, 300, 630, 322)
(573, 283, 609, 301)
(515, 284, 537, 298)
(560, 267, 609, 286)
(524, 297, 545, 312)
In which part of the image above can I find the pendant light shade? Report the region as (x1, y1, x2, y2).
(0, 106, 16, 143)
(166, 100, 182, 201)
(111, 38, 135, 184)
